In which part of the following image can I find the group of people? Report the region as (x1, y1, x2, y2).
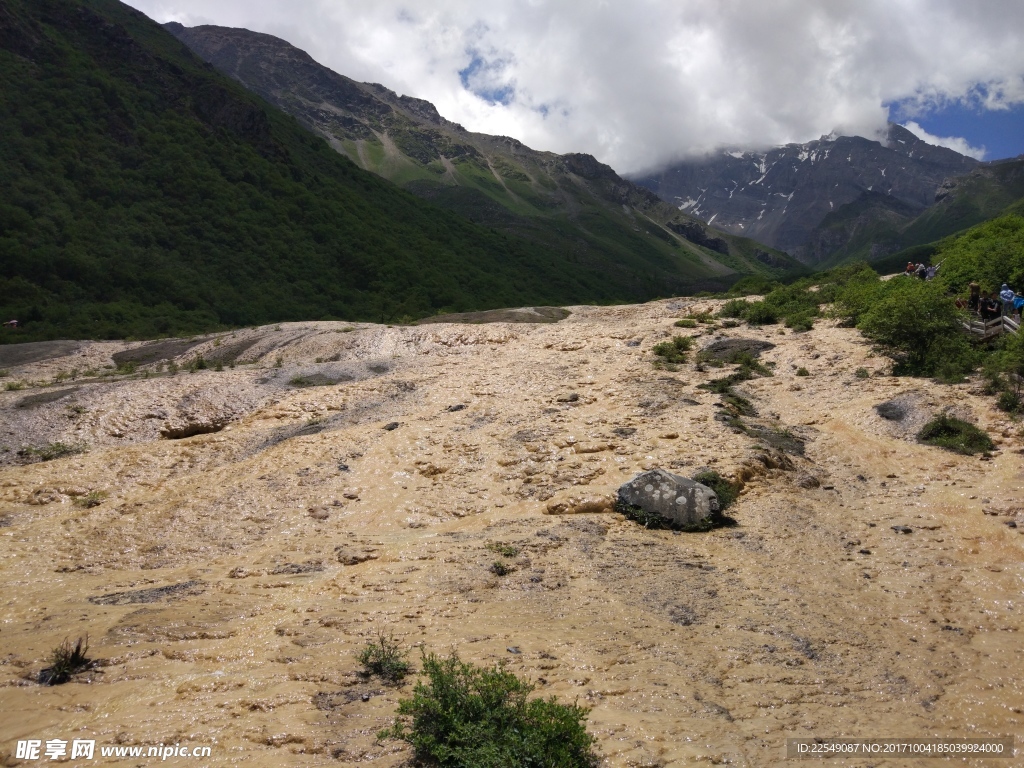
(904, 261, 940, 280)
(966, 282, 1024, 322)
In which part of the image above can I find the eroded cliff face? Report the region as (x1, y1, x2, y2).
(1, 301, 1021, 766)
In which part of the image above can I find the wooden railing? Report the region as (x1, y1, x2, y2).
(962, 314, 1020, 339)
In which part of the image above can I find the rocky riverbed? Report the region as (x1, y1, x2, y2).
(1, 299, 1021, 766)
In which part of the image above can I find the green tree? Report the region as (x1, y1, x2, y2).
(856, 278, 975, 377)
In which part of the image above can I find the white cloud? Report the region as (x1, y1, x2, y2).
(124, 0, 1024, 173)
(901, 121, 986, 160)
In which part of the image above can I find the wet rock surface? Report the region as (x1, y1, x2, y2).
(617, 469, 719, 528)
(0, 308, 1021, 766)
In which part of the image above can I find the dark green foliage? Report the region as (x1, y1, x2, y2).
(851, 279, 975, 377)
(727, 275, 781, 296)
(378, 650, 598, 768)
(691, 470, 739, 511)
(674, 318, 698, 328)
(996, 390, 1021, 413)
(0, 0, 705, 344)
(717, 298, 751, 318)
(617, 501, 720, 532)
(795, 367, 810, 377)
(854, 367, 870, 379)
(17, 441, 87, 462)
(652, 335, 694, 367)
(489, 561, 513, 576)
(39, 637, 92, 685)
(917, 414, 994, 455)
(358, 630, 412, 684)
(743, 300, 780, 325)
(933, 214, 1024, 294)
(784, 311, 816, 331)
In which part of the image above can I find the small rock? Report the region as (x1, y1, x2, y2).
(556, 393, 580, 403)
(337, 463, 350, 472)
(545, 495, 616, 515)
(660, 432, 679, 439)
(308, 507, 330, 521)
(383, 422, 400, 431)
(859, 549, 872, 555)
(335, 546, 378, 566)
(361, 692, 371, 702)
(445, 404, 466, 412)
(796, 474, 820, 489)
(891, 525, 913, 534)
(506, 647, 521, 654)
(626, 340, 641, 347)
(1007, 521, 1017, 528)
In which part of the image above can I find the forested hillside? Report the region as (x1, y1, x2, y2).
(0, 0, 736, 343)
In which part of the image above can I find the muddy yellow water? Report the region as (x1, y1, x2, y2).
(1, 300, 1021, 766)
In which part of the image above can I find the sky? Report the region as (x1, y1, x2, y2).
(125, 0, 1024, 175)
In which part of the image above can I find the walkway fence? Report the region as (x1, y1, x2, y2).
(962, 314, 1020, 340)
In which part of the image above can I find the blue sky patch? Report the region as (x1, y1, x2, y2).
(458, 51, 515, 106)
(888, 97, 1024, 161)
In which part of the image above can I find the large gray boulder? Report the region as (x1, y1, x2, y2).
(617, 469, 720, 530)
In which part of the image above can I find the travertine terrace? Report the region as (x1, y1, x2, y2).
(1, 299, 1022, 766)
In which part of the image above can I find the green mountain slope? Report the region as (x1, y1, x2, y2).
(0, 0, 778, 345)
(816, 157, 1024, 269)
(165, 24, 801, 285)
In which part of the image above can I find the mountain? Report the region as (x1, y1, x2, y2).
(0, 0, 788, 346)
(631, 124, 979, 264)
(163, 23, 801, 284)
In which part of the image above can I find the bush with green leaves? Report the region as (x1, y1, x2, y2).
(691, 470, 739, 511)
(358, 630, 412, 684)
(917, 414, 994, 455)
(742, 300, 780, 325)
(652, 335, 695, 367)
(717, 298, 751, 318)
(379, 651, 598, 767)
(839, 276, 976, 378)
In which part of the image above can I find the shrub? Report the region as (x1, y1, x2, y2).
(854, 367, 870, 379)
(917, 414, 994, 455)
(379, 651, 598, 767)
(855, 279, 970, 376)
(743, 300, 779, 325)
(996, 390, 1021, 413)
(4, 381, 26, 391)
(718, 298, 750, 318)
(674, 318, 698, 328)
(785, 311, 815, 332)
(652, 335, 694, 367)
(358, 630, 412, 684)
(795, 367, 810, 377)
(489, 561, 513, 576)
(39, 637, 93, 685)
(691, 470, 740, 511)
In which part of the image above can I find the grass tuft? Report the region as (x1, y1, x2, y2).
(358, 630, 412, 684)
(39, 637, 93, 685)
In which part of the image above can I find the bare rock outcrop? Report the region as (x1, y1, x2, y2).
(617, 469, 719, 529)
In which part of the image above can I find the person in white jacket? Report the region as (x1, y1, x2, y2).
(999, 284, 1015, 316)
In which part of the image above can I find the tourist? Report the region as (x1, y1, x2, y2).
(999, 283, 1015, 316)
(968, 282, 981, 313)
(980, 292, 1001, 321)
